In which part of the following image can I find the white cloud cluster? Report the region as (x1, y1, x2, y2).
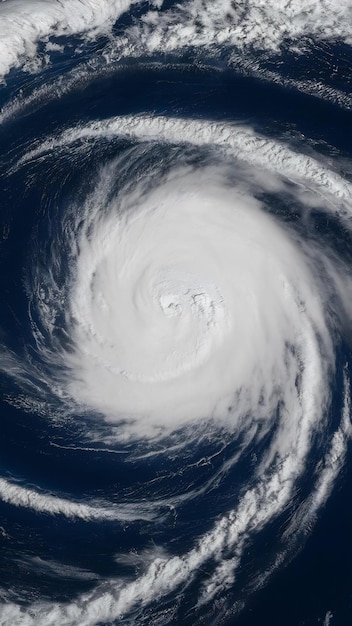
(0, 0, 138, 79)
(1, 0, 352, 81)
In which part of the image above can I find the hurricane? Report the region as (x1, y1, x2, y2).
(0, 1, 352, 625)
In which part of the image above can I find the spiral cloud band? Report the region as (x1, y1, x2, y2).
(0, 1, 352, 625)
(1, 111, 351, 624)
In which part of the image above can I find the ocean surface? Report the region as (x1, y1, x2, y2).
(0, 1, 352, 625)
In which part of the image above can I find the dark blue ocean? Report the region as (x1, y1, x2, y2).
(0, 2, 352, 625)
